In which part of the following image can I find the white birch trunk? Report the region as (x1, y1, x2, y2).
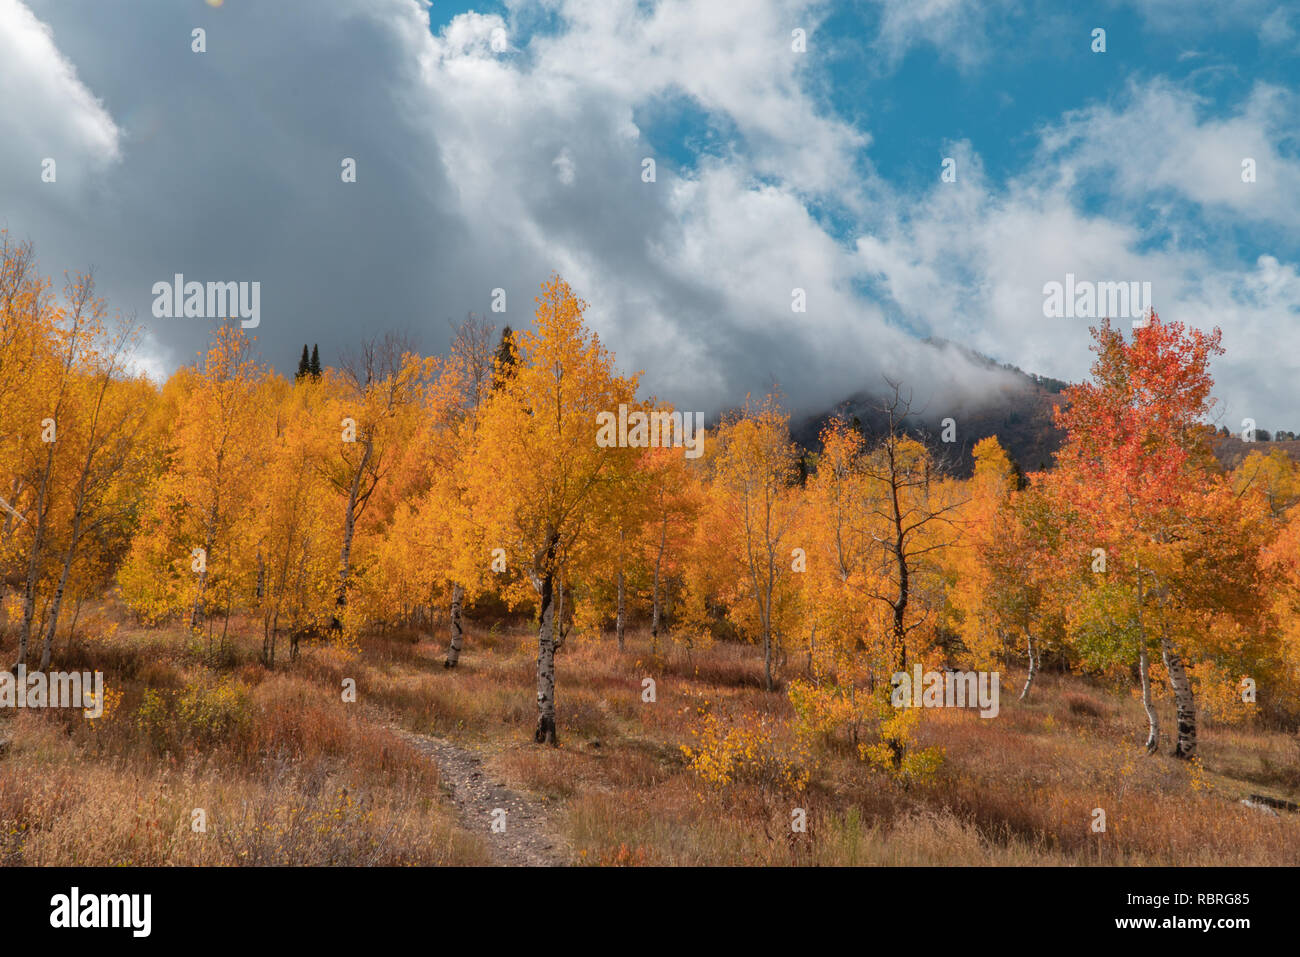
(1138, 641, 1159, 753)
(535, 569, 558, 745)
(531, 533, 560, 745)
(1018, 630, 1038, 702)
(1161, 635, 1197, 759)
(444, 582, 465, 668)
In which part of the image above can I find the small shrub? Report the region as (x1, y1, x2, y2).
(681, 699, 809, 794)
(1065, 693, 1104, 718)
(177, 676, 253, 748)
(136, 676, 254, 754)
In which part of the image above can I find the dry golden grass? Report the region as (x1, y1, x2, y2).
(0, 621, 490, 866)
(2, 605, 1297, 865)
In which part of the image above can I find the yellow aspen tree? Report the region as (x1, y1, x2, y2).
(709, 392, 803, 692)
(638, 441, 700, 653)
(947, 437, 1061, 700)
(319, 334, 435, 633)
(119, 326, 267, 652)
(358, 352, 463, 641)
(10, 271, 101, 669)
(0, 235, 46, 549)
(787, 419, 881, 749)
(437, 314, 497, 667)
(858, 385, 964, 676)
(466, 276, 639, 745)
(38, 313, 154, 670)
(252, 373, 338, 665)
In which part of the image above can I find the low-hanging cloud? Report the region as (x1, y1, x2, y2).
(1, 0, 1296, 430)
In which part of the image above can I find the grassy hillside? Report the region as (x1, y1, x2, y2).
(4, 605, 1297, 866)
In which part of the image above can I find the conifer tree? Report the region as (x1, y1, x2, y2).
(492, 325, 516, 388)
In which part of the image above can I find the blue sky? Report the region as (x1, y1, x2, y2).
(2, 0, 1298, 428)
(451, 0, 1300, 259)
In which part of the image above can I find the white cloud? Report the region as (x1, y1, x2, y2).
(1118, 0, 1274, 36)
(552, 148, 576, 185)
(1260, 7, 1297, 46)
(439, 10, 510, 57)
(867, 0, 1017, 70)
(849, 103, 1300, 429)
(1038, 79, 1300, 227)
(0, 0, 120, 194)
(517, 0, 869, 197)
(2, 0, 1297, 432)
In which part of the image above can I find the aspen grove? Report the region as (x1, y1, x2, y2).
(3, 238, 1299, 775)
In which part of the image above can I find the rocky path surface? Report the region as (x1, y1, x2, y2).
(389, 725, 570, 866)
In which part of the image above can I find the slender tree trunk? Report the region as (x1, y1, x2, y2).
(64, 594, 85, 657)
(445, 582, 465, 668)
(1161, 635, 1197, 759)
(40, 369, 113, 671)
(190, 486, 220, 630)
(190, 526, 215, 630)
(762, 591, 774, 692)
(651, 509, 669, 655)
(536, 592, 558, 744)
(534, 538, 560, 745)
(1135, 559, 1159, 753)
(219, 596, 232, 657)
(37, 530, 76, 671)
(615, 567, 626, 651)
(1138, 642, 1159, 753)
(13, 299, 87, 671)
(14, 445, 55, 672)
(0, 477, 23, 541)
(554, 572, 567, 649)
(335, 437, 372, 622)
(888, 442, 910, 673)
(888, 527, 909, 672)
(41, 459, 90, 669)
(262, 611, 277, 667)
(651, 531, 666, 648)
(1018, 630, 1038, 702)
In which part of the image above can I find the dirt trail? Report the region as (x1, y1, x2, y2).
(388, 725, 570, 866)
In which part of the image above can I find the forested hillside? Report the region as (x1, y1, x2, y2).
(2, 237, 1299, 866)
